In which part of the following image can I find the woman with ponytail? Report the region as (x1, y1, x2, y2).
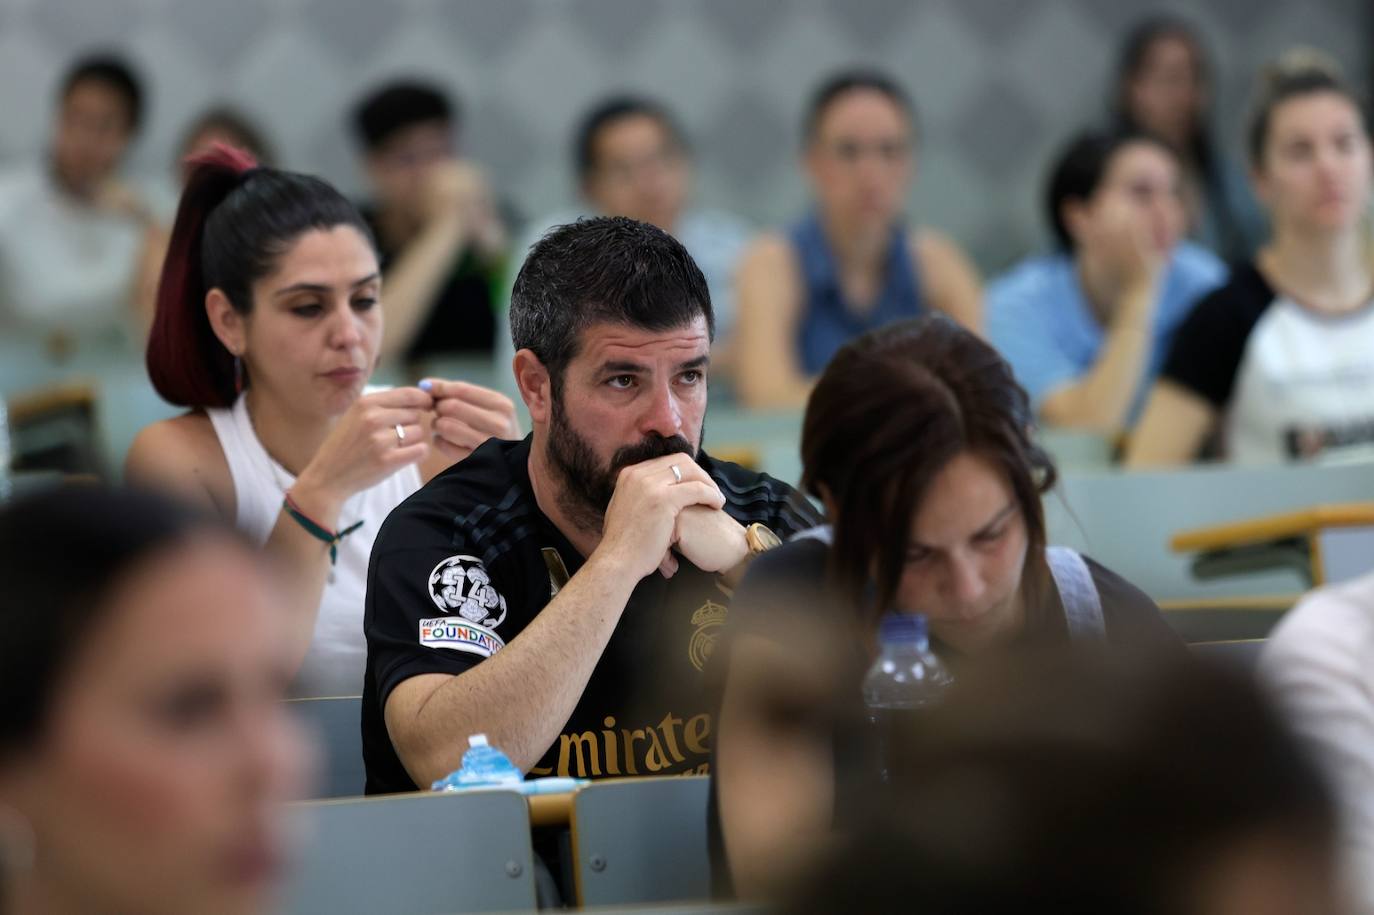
(127, 145, 519, 697)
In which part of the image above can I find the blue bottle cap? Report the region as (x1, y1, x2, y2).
(879, 612, 928, 645)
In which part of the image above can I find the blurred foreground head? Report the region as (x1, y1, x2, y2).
(0, 486, 307, 915)
(782, 648, 1341, 915)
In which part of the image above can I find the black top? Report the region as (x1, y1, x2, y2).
(360, 205, 500, 362)
(1158, 261, 1374, 462)
(1159, 261, 1274, 409)
(361, 435, 821, 794)
(705, 535, 1180, 897)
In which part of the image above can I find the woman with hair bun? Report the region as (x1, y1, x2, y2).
(127, 145, 519, 696)
(1129, 51, 1374, 466)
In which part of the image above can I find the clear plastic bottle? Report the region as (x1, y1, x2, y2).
(861, 613, 953, 781)
(431, 734, 522, 791)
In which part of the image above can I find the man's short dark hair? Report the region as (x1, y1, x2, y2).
(574, 96, 687, 180)
(510, 216, 713, 392)
(802, 68, 915, 145)
(1045, 128, 1174, 251)
(60, 53, 143, 134)
(352, 80, 455, 151)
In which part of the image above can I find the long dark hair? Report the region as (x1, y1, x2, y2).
(1110, 17, 1246, 256)
(800, 316, 1057, 623)
(0, 486, 241, 752)
(145, 144, 375, 408)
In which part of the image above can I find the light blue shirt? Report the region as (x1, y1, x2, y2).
(986, 242, 1226, 421)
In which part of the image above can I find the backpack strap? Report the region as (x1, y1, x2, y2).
(1045, 546, 1106, 640)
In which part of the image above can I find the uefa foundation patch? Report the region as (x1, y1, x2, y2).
(419, 618, 507, 658)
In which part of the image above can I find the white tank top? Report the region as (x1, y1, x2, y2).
(206, 391, 423, 698)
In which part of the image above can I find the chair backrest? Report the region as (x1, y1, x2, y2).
(283, 790, 538, 915)
(1190, 639, 1267, 671)
(1046, 462, 1374, 602)
(571, 776, 712, 908)
(288, 697, 364, 799)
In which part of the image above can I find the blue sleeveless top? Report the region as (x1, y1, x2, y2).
(788, 212, 924, 375)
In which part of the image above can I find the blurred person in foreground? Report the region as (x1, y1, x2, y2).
(1262, 566, 1374, 912)
(986, 128, 1226, 434)
(0, 53, 160, 339)
(1111, 15, 1267, 262)
(733, 69, 982, 410)
(1128, 52, 1374, 466)
(504, 96, 751, 392)
(351, 80, 508, 369)
(778, 649, 1343, 915)
(711, 315, 1178, 899)
(0, 486, 309, 915)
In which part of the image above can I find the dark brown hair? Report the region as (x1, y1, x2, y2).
(799, 315, 1056, 622)
(1248, 49, 1368, 168)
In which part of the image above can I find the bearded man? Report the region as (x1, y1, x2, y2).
(362, 216, 817, 791)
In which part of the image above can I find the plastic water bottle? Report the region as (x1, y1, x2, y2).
(431, 734, 522, 791)
(862, 613, 952, 781)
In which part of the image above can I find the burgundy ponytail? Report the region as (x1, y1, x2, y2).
(145, 143, 375, 409)
(146, 143, 258, 408)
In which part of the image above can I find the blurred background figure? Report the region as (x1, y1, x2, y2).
(1112, 15, 1268, 263)
(134, 106, 278, 332)
(778, 649, 1343, 915)
(505, 96, 751, 392)
(176, 106, 275, 181)
(734, 69, 982, 410)
(0, 486, 309, 915)
(0, 53, 158, 341)
(351, 80, 508, 370)
(712, 316, 1177, 900)
(1128, 52, 1374, 467)
(1262, 566, 1374, 914)
(987, 129, 1225, 434)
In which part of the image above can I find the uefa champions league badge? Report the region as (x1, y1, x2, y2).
(427, 555, 508, 628)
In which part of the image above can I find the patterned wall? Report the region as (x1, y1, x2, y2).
(0, 0, 1366, 271)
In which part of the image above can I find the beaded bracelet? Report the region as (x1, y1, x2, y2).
(283, 492, 363, 565)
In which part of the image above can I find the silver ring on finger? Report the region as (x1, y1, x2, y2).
(394, 423, 407, 444)
(670, 463, 682, 484)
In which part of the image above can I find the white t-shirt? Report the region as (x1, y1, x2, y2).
(206, 391, 423, 697)
(1160, 262, 1374, 464)
(0, 163, 143, 334)
(1261, 573, 1374, 913)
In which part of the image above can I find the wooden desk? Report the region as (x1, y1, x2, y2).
(1171, 502, 1374, 587)
(528, 790, 575, 827)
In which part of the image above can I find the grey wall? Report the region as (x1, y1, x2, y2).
(0, 0, 1367, 271)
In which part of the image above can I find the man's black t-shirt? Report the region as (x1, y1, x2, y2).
(362, 435, 821, 794)
(359, 205, 500, 362)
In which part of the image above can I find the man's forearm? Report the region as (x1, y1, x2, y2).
(390, 550, 639, 783)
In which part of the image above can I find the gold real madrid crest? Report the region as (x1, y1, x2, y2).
(688, 599, 728, 672)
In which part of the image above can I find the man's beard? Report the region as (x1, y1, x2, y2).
(546, 393, 703, 533)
